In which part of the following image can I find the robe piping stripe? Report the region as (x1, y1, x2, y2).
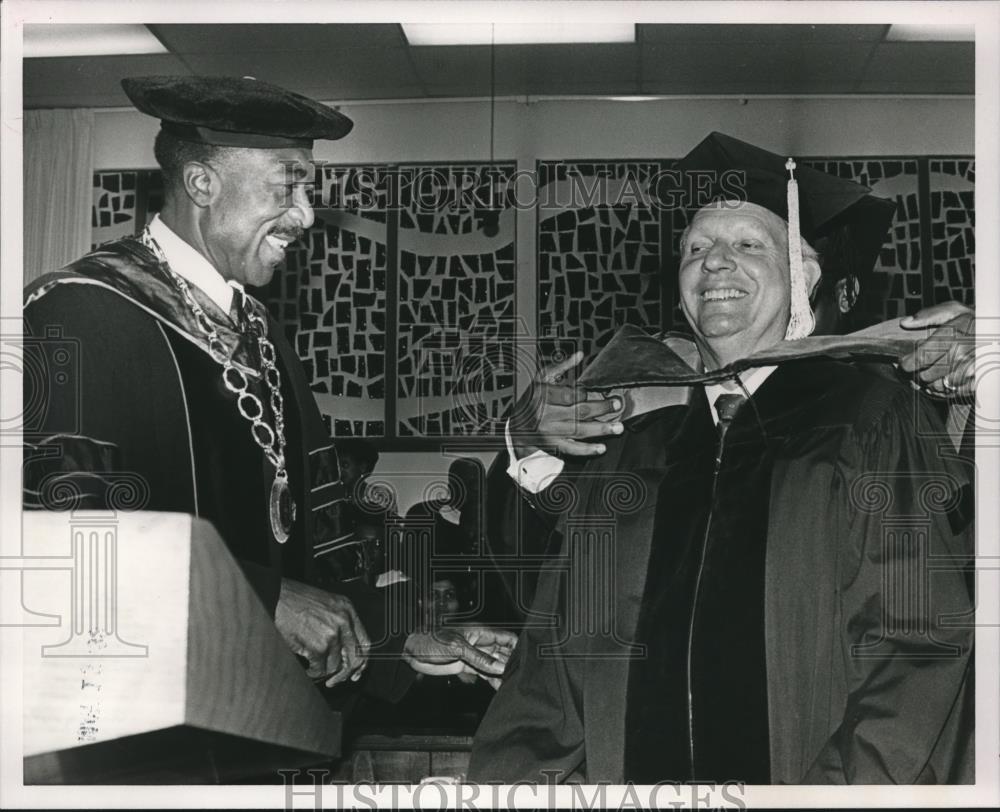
(158, 321, 199, 517)
(313, 532, 358, 556)
(26, 432, 117, 446)
(311, 495, 349, 512)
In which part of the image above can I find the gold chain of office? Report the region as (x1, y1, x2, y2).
(140, 230, 297, 543)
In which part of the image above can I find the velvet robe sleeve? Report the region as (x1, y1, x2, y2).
(469, 449, 615, 783)
(801, 387, 975, 784)
(479, 449, 572, 628)
(466, 532, 588, 783)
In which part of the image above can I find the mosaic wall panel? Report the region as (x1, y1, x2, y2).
(267, 166, 391, 438)
(929, 159, 975, 307)
(396, 163, 518, 437)
(537, 161, 663, 363)
(91, 170, 163, 249)
(91, 171, 139, 248)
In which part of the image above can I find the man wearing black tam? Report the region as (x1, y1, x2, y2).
(24, 76, 515, 700)
(469, 132, 974, 784)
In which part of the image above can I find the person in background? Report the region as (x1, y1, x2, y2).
(313, 438, 394, 588)
(336, 437, 381, 508)
(808, 201, 976, 453)
(807, 198, 975, 400)
(406, 457, 485, 558)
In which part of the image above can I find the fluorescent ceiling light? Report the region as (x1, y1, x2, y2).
(885, 24, 974, 42)
(402, 23, 635, 46)
(24, 24, 168, 58)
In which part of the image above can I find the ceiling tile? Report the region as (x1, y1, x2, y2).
(409, 46, 491, 94)
(24, 54, 192, 108)
(862, 43, 973, 92)
(639, 24, 889, 43)
(855, 81, 974, 94)
(179, 49, 422, 100)
(413, 43, 639, 96)
(640, 41, 874, 91)
(495, 44, 638, 94)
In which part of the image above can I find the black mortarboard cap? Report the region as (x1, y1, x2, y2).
(671, 131, 895, 275)
(121, 75, 353, 148)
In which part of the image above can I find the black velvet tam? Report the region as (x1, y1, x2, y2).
(121, 75, 353, 147)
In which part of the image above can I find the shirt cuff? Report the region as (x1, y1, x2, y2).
(505, 420, 564, 494)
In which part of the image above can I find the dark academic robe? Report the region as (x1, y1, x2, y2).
(23, 236, 414, 701)
(468, 359, 974, 784)
(479, 453, 582, 630)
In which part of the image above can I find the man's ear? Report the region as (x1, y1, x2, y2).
(180, 160, 220, 208)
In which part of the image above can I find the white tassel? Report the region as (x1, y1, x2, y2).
(784, 157, 814, 340)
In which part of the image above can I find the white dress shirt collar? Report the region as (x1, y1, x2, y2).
(703, 364, 778, 425)
(147, 214, 244, 314)
(438, 504, 461, 526)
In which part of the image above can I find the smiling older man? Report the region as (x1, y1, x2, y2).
(469, 133, 974, 785)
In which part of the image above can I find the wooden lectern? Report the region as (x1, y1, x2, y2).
(20, 511, 342, 784)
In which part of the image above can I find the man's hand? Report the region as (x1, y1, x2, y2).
(403, 626, 518, 690)
(274, 578, 371, 687)
(899, 301, 975, 399)
(509, 350, 624, 458)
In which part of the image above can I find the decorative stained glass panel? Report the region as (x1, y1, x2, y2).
(91, 171, 139, 248)
(395, 163, 518, 437)
(269, 166, 391, 437)
(537, 161, 663, 364)
(928, 159, 975, 307)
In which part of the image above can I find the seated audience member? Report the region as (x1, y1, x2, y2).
(407, 457, 485, 557)
(337, 438, 382, 509)
(314, 438, 396, 589)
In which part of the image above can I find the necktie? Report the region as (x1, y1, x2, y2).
(230, 291, 264, 371)
(229, 291, 247, 332)
(713, 392, 746, 467)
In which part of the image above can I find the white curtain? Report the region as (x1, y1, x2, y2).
(24, 108, 95, 284)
